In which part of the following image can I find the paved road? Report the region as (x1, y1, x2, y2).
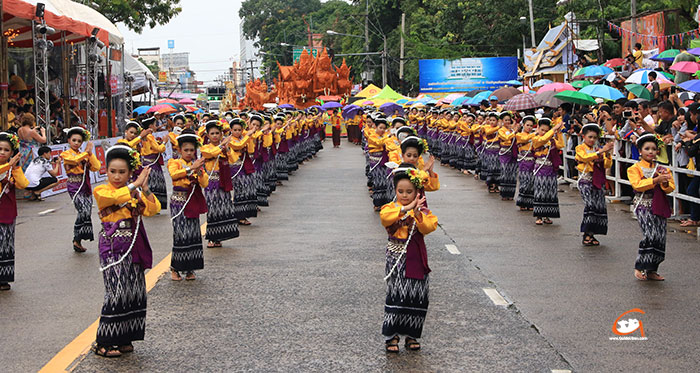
(3, 142, 698, 372)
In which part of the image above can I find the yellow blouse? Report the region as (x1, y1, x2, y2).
(380, 202, 438, 239)
(532, 129, 565, 157)
(367, 132, 387, 153)
(247, 131, 263, 154)
(483, 125, 499, 143)
(167, 158, 209, 189)
(141, 134, 166, 156)
(627, 159, 675, 194)
(93, 182, 161, 223)
(497, 127, 516, 147)
(228, 135, 251, 162)
(60, 148, 101, 175)
(201, 143, 236, 172)
(0, 163, 29, 190)
(117, 136, 141, 149)
(516, 132, 535, 153)
(575, 143, 612, 173)
(168, 132, 179, 153)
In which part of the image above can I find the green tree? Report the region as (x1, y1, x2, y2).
(83, 0, 183, 33)
(138, 57, 160, 75)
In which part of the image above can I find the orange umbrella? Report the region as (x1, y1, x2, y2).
(157, 98, 179, 104)
(147, 104, 177, 114)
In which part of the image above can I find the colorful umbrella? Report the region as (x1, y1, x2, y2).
(505, 79, 522, 86)
(278, 104, 294, 109)
(380, 102, 404, 116)
(627, 69, 662, 84)
(321, 102, 342, 110)
(133, 105, 151, 115)
(687, 47, 700, 56)
(650, 49, 680, 62)
(571, 80, 591, 89)
(579, 84, 624, 100)
(581, 65, 614, 77)
(624, 84, 652, 100)
(156, 98, 179, 104)
(361, 100, 374, 106)
(466, 91, 493, 105)
(492, 87, 521, 102)
(451, 97, 470, 107)
(604, 58, 626, 68)
(532, 79, 553, 88)
(185, 106, 199, 112)
(165, 103, 187, 112)
(534, 90, 565, 108)
(538, 82, 575, 93)
(179, 98, 195, 104)
(503, 93, 538, 111)
(554, 91, 596, 106)
(465, 90, 485, 97)
(679, 80, 700, 93)
(646, 75, 675, 90)
(342, 104, 362, 119)
(147, 104, 177, 114)
(670, 61, 700, 74)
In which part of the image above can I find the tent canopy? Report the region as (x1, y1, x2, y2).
(369, 85, 406, 101)
(125, 53, 156, 94)
(354, 84, 381, 98)
(2, 0, 120, 48)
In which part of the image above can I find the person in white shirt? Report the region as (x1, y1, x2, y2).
(24, 146, 59, 201)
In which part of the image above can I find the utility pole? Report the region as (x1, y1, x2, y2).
(399, 13, 405, 81)
(364, 0, 370, 85)
(527, 0, 536, 47)
(382, 35, 387, 87)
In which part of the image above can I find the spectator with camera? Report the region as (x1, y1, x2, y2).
(23, 146, 60, 201)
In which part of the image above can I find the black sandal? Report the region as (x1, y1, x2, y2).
(118, 344, 134, 353)
(590, 236, 600, 246)
(385, 336, 400, 353)
(0, 283, 10, 291)
(404, 337, 421, 351)
(94, 345, 122, 358)
(73, 242, 86, 253)
(582, 235, 595, 246)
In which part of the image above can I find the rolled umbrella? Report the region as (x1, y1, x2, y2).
(503, 93, 538, 111)
(679, 79, 700, 93)
(624, 84, 652, 100)
(604, 58, 626, 68)
(534, 90, 565, 108)
(571, 80, 591, 89)
(133, 105, 151, 115)
(492, 87, 521, 102)
(580, 84, 624, 100)
(321, 101, 342, 110)
(554, 90, 596, 106)
(538, 82, 575, 93)
(670, 61, 700, 74)
(532, 79, 553, 88)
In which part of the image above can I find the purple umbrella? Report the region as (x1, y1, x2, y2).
(379, 102, 404, 116)
(342, 104, 362, 119)
(322, 102, 342, 110)
(279, 104, 294, 109)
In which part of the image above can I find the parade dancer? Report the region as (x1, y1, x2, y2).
(0, 132, 28, 291)
(93, 145, 160, 357)
(575, 123, 614, 246)
(628, 133, 675, 281)
(140, 117, 168, 209)
(201, 120, 239, 248)
(60, 127, 101, 252)
(497, 112, 518, 201)
(228, 118, 257, 225)
(531, 118, 565, 225)
(366, 117, 391, 211)
(168, 131, 209, 281)
(380, 164, 438, 353)
(515, 116, 536, 211)
(482, 112, 501, 193)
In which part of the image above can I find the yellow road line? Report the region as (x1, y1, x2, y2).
(39, 254, 172, 373)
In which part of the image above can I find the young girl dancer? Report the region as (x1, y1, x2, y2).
(228, 118, 257, 225)
(531, 118, 564, 225)
(201, 121, 239, 248)
(482, 112, 501, 193)
(366, 117, 391, 211)
(60, 127, 101, 252)
(139, 117, 168, 208)
(93, 145, 160, 357)
(627, 133, 675, 281)
(497, 112, 518, 201)
(515, 116, 536, 211)
(168, 131, 209, 281)
(0, 132, 28, 291)
(380, 164, 438, 353)
(575, 123, 614, 246)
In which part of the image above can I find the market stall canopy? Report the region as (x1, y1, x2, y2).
(354, 84, 381, 98)
(2, 0, 121, 48)
(368, 85, 407, 101)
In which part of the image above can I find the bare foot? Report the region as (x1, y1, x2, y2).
(634, 270, 647, 281)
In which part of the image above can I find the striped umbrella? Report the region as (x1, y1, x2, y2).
(503, 93, 538, 111)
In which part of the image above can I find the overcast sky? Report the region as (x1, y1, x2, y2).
(118, 0, 244, 85)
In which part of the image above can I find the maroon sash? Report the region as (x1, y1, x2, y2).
(218, 157, 233, 192)
(592, 161, 606, 189)
(184, 182, 208, 218)
(652, 185, 672, 218)
(0, 179, 17, 224)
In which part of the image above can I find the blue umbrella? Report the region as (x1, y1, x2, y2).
(679, 80, 700, 93)
(532, 79, 552, 88)
(467, 90, 493, 105)
(322, 102, 342, 110)
(579, 84, 624, 100)
(451, 97, 469, 106)
(583, 65, 614, 77)
(133, 105, 151, 115)
(380, 102, 404, 116)
(505, 79, 523, 86)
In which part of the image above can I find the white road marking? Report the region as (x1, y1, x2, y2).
(445, 244, 461, 255)
(38, 209, 56, 216)
(551, 370, 572, 373)
(482, 288, 509, 306)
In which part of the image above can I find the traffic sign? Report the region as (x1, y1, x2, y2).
(158, 71, 168, 82)
(167, 40, 175, 49)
